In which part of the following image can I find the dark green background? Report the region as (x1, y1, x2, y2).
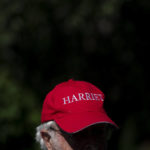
(0, 0, 149, 150)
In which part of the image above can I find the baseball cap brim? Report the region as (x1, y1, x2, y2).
(55, 111, 118, 133)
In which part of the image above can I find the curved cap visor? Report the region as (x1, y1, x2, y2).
(55, 111, 118, 133)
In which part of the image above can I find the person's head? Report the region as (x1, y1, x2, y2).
(35, 79, 118, 150)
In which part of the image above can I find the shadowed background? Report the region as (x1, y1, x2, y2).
(0, 0, 149, 150)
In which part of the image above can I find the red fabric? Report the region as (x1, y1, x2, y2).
(41, 79, 118, 133)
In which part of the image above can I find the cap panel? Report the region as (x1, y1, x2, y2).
(55, 111, 118, 133)
(41, 90, 58, 122)
(51, 82, 104, 113)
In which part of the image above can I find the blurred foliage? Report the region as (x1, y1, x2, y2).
(0, 70, 40, 149)
(0, 0, 149, 150)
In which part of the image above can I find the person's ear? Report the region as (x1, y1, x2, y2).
(40, 129, 52, 150)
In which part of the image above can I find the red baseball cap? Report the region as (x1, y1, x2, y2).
(41, 79, 118, 133)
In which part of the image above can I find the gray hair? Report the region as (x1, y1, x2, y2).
(35, 121, 56, 150)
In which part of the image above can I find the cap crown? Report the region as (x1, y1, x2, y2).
(41, 79, 105, 123)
